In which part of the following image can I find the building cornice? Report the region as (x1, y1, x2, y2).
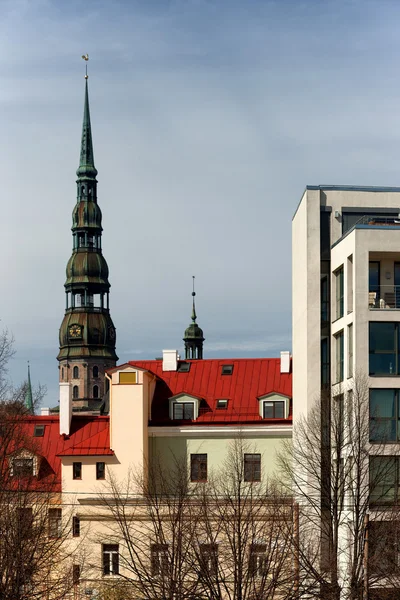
(148, 424, 292, 437)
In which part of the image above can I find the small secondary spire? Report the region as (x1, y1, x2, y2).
(191, 275, 197, 322)
(25, 361, 34, 414)
(183, 276, 204, 360)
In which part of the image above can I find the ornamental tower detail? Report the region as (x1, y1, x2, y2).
(57, 77, 118, 410)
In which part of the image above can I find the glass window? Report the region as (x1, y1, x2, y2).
(151, 544, 169, 576)
(48, 508, 62, 538)
(335, 266, 344, 319)
(335, 330, 344, 383)
(73, 366, 79, 379)
(244, 454, 261, 482)
(370, 389, 398, 442)
(73, 386, 79, 399)
(73, 462, 82, 480)
(93, 385, 99, 399)
(348, 324, 353, 378)
(199, 544, 218, 577)
(173, 402, 194, 420)
(369, 322, 397, 375)
(93, 366, 99, 378)
(190, 454, 207, 482)
(369, 261, 380, 296)
(13, 458, 33, 477)
(103, 544, 119, 576)
(73, 564, 80, 585)
(370, 456, 398, 506)
(249, 544, 267, 577)
(368, 521, 400, 575)
(321, 276, 329, 323)
(321, 338, 330, 387)
(72, 516, 80, 537)
(263, 401, 285, 419)
(96, 462, 105, 480)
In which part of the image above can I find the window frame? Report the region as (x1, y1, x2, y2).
(369, 455, 400, 506)
(190, 454, 207, 482)
(48, 508, 62, 539)
(335, 330, 344, 383)
(12, 457, 34, 477)
(249, 543, 267, 578)
(169, 394, 200, 420)
(72, 516, 80, 537)
(199, 543, 218, 577)
(369, 322, 400, 376)
(103, 544, 119, 576)
(244, 454, 261, 482)
(73, 462, 82, 480)
(151, 543, 169, 577)
(258, 394, 290, 419)
(370, 389, 400, 443)
(348, 323, 353, 378)
(334, 266, 344, 319)
(73, 366, 79, 379)
(96, 462, 105, 480)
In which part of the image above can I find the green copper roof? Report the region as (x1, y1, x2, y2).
(25, 363, 34, 414)
(76, 79, 98, 180)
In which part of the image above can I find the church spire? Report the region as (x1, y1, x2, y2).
(183, 276, 205, 360)
(57, 62, 118, 412)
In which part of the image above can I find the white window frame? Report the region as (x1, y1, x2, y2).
(258, 393, 290, 419)
(169, 393, 200, 420)
(103, 544, 119, 576)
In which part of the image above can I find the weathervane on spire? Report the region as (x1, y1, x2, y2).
(81, 54, 89, 79)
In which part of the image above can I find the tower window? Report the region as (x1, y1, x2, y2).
(73, 366, 79, 379)
(73, 385, 79, 399)
(61, 367, 64, 379)
(93, 366, 99, 378)
(93, 385, 99, 399)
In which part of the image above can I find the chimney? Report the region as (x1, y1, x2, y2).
(280, 351, 290, 374)
(41, 407, 50, 416)
(162, 349, 178, 372)
(59, 382, 72, 435)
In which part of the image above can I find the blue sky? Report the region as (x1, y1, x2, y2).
(2, 0, 400, 404)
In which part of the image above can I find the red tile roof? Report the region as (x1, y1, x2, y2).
(12, 416, 112, 490)
(126, 358, 292, 426)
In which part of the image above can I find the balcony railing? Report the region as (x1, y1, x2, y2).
(369, 286, 400, 309)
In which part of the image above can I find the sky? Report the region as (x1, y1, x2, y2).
(2, 0, 400, 404)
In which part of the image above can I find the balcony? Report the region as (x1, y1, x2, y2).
(369, 286, 400, 310)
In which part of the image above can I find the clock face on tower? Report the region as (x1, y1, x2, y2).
(69, 324, 82, 339)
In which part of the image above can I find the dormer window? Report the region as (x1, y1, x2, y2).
(173, 402, 194, 420)
(258, 393, 290, 420)
(216, 399, 228, 409)
(13, 458, 34, 477)
(34, 425, 45, 437)
(169, 393, 200, 421)
(221, 365, 234, 375)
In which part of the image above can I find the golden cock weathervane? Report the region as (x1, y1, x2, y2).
(81, 54, 89, 79)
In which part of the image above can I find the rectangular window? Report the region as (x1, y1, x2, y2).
(249, 544, 267, 577)
(13, 458, 34, 477)
(73, 564, 80, 585)
(34, 425, 45, 437)
(17, 507, 33, 537)
(221, 365, 234, 375)
(335, 266, 344, 319)
(48, 508, 62, 538)
(369, 322, 399, 375)
(103, 544, 119, 576)
(190, 454, 207, 482)
(199, 543, 218, 577)
(244, 454, 261, 482)
(263, 400, 285, 419)
(370, 389, 399, 442)
(72, 516, 80, 537)
(348, 324, 353, 378)
(73, 462, 82, 480)
(216, 399, 228, 409)
(347, 255, 353, 313)
(96, 462, 105, 480)
(119, 371, 137, 384)
(321, 276, 329, 323)
(335, 330, 344, 383)
(151, 544, 169, 577)
(368, 521, 400, 575)
(173, 402, 194, 420)
(369, 261, 380, 300)
(369, 456, 398, 506)
(321, 337, 330, 388)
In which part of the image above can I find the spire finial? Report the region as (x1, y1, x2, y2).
(25, 361, 34, 414)
(191, 276, 197, 322)
(82, 54, 89, 79)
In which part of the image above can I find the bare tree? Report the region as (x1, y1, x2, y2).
(97, 438, 295, 600)
(0, 326, 78, 599)
(278, 373, 400, 600)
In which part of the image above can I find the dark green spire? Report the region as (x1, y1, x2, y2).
(76, 78, 98, 180)
(25, 362, 34, 414)
(183, 276, 204, 360)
